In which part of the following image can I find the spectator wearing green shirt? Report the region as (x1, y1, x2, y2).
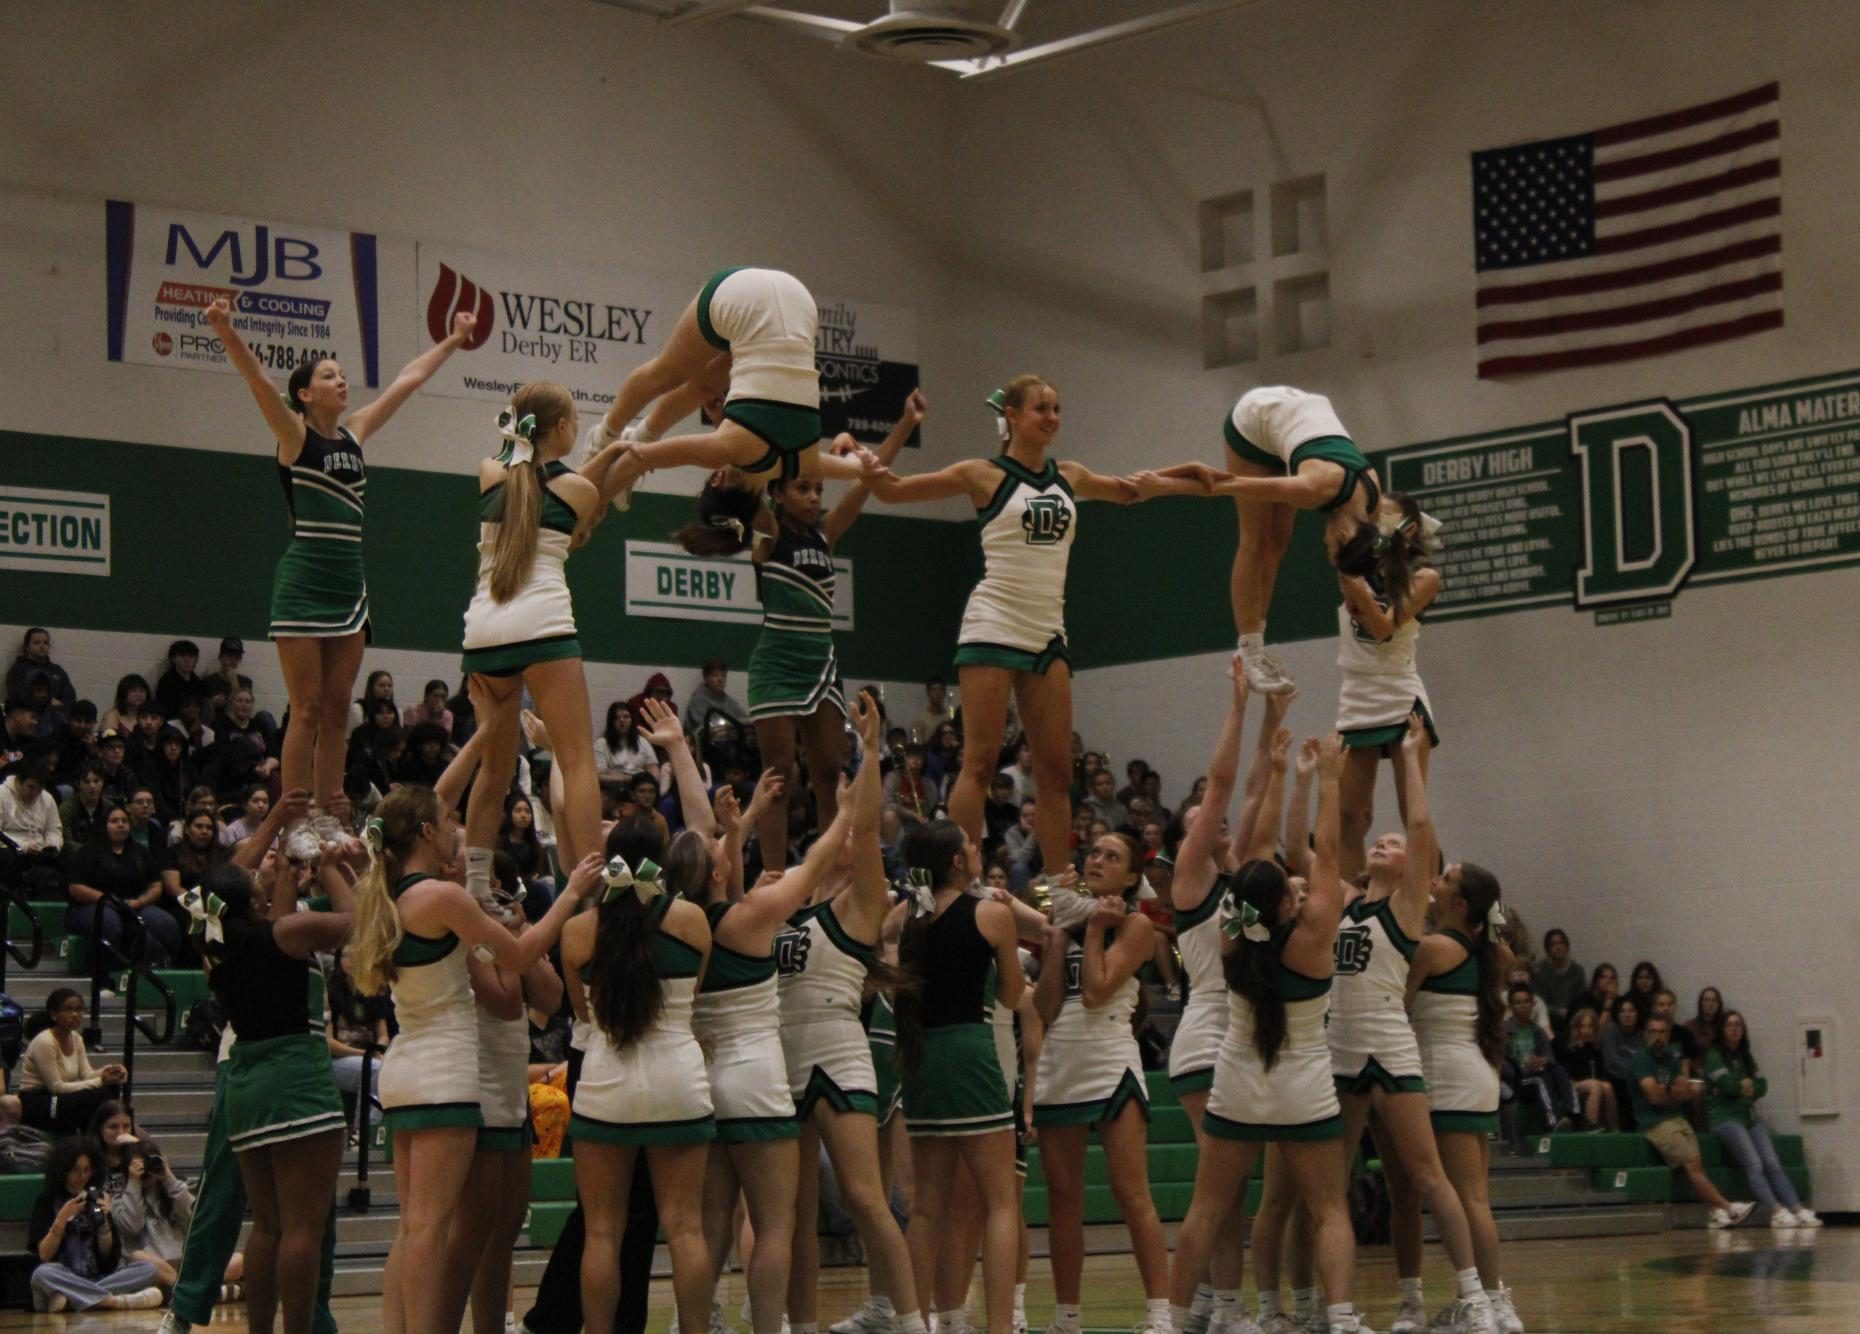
(1501, 985, 1576, 1131)
(1631, 1014, 1752, 1228)
(1703, 1012, 1820, 1228)
(1532, 929, 1585, 1035)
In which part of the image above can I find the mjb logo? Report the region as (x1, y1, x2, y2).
(166, 222, 321, 288)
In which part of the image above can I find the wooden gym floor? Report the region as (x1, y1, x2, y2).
(0, 1227, 1850, 1333)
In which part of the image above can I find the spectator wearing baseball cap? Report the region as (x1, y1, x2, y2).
(94, 729, 136, 805)
(214, 637, 253, 693)
(154, 640, 204, 718)
(2, 696, 52, 778)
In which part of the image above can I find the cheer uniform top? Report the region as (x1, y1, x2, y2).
(379, 873, 484, 1133)
(1223, 386, 1380, 512)
(209, 919, 348, 1152)
(460, 454, 583, 676)
(1033, 929, 1147, 1128)
(570, 895, 715, 1145)
(1411, 930, 1499, 1133)
(748, 522, 845, 722)
(901, 894, 1014, 1137)
(776, 899, 880, 1119)
(1166, 874, 1231, 1096)
(1336, 571, 1437, 750)
(1329, 892, 1426, 1095)
(697, 267, 822, 479)
(954, 457, 1077, 675)
(477, 1002, 534, 1152)
(693, 902, 797, 1143)
(271, 425, 370, 640)
(1205, 922, 1340, 1142)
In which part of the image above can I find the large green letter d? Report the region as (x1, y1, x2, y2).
(1570, 401, 1696, 607)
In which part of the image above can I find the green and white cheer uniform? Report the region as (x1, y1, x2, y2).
(460, 454, 582, 676)
(477, 1005, 533, 1153)
(1166, 876, 1231, 1097)
(1329, 893, 1426, 1096)
(698, 267, 822, 479)
(571, 895, 715, 1145)
(864, 994, 901, 1127)
(1336, 571, 1438, 751)
(1223, 385, 1380, 512)
(1032, 933, 1147, 1128)
(1204, 923, 1340, 1142)
(748, 521, 845, 722)
(777, 900, 880, 1119)
(1411, 929, 1498, 1134)
(954, 457, 1077, 675)
(379, 873, 484, 1134)
(900, 894, 1014, 1138)
(694, 902, 798, 1143)
(270, 425, 370, 640)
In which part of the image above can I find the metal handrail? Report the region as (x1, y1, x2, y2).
(347, 1040, 386, 1213)
(1, 886, 45, 986)
(83, 889, 179, 1099)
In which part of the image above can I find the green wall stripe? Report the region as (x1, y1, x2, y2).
(0, 430, 979, 680)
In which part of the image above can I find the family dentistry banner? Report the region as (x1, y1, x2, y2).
(105, 199, 381, 386)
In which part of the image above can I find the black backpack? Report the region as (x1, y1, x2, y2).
(0, 993, 22, 1069)
(183, 997, 226, 1052)
(0, 1125, 52, 1175)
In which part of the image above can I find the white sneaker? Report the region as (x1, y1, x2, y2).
(1390, 1298, 1426, 1334)
(1224, 1319, 1267, 1334)
(110, 1287, 165, 1311)
(506, 1316, 518, 1334)
(158, 1314, 191, 1334)
(1426, 1298, 1494, 1334)
(1327, 1313, 1378, 1334)
(710, 1302, 736, 1334)
(1258, 1315, 1304, 1334)
(1790, 1206, 1824, 1227)
(1490, 1287, 1523, 1334)
(1728, 1201, 1756, 1226)
(1239, 647, 1297, 695)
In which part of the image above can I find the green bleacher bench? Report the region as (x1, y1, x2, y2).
(0, 1175, 40, 1223)
(7, 901, 66, 946)
(531, 1157, 576, 1201)
(1551, 1131, 1805, 1173)
(527, 1200, 577, 1248)
(130, 969, 212, 1017)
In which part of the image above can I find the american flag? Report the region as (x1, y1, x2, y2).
(1472, 82, 1782, 378)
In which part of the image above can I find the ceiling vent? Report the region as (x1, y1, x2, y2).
(844, 5, 1018, 62)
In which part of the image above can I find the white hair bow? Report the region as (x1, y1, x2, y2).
(603, 856, 663, 906)
(1220, 888, 1271, 943)
(182, 888, 226, 945)
(498, 408, 538, 466)
(906, 868, 937, 918)
(1379, 507, 1443, 542)
(1487, 900, 1508, 934)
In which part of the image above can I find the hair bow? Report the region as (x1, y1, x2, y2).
(603, 856, 663, 905)
(1377, 507, 1443, 543)
(1372, 532, 1392, 557)
(710, 516, 747, 541)
(362, 817, 385, 865)
(985, 388, 1010, 444)
(1220, 889, 1271, 943)
(1486, 900, 1508, 934)
(906, 867, 937, 918)
(182, 888, 226, 945)
(498, 408, 539, 466)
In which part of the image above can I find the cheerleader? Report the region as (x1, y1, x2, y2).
(1166, 678, 1294, 1334)
(348, 788, 597, 1334)
(673, 391, 923, 870)
(781, 694, 926, 1334)
(460, 381, 635, 907)
(563, 814, 715, 1334)
(683, 783, 856, 1334)
(1032, 833, 1171, 1334)
(1327, 717, 1493, 1334)
(1405, 866, 1521, 1334)
(1139, 386, 1388, 697)
(866, 381, 1158, 885)
(1168, 733, 1359, 1334)
(438, 856, 567, 1334)
(892, 822, 1025, 1334)
(192, 860, 351, 1334)
(1334, 494, 1440, 881)
(592, 267, 884, 490)
(202, 296, 475, 817)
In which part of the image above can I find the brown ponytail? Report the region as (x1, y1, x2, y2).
(487, 382, 574, 604)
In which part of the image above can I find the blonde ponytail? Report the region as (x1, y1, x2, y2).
(487, 381, 575, 605)
(347, 787, 442, 995)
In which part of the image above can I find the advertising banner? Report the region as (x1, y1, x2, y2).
(104, 199, 380, 386)
(0, 487, 111, 576)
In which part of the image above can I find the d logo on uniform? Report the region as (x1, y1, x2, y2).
(1022, 496, 1072, 546)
